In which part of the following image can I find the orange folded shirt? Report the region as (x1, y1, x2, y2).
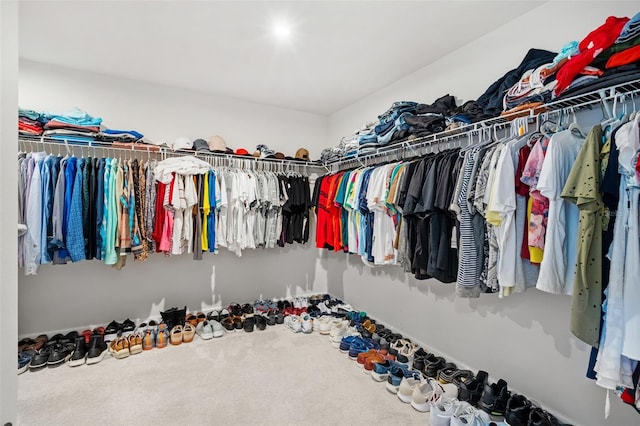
(606, 43, 640, 69)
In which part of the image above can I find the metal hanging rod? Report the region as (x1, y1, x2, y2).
(324, 78, 640, 172)
(17, 135, 325, 173)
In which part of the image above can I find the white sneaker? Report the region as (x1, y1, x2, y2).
(430, 397, 459, 426)
(196, 321, 214, 340)
(411, 378, 458, 412)
(316, 316, 335, 334)
(329, 320, 349, 347)
(210, 320, 224, 338)
(450, 402, 490, 426)
(397, 342, 418, 367)
(285, 315, 302, 333)
(300, 314, 313, 333)
(410, 378, 438, 412)
(397, 376, 425, 403)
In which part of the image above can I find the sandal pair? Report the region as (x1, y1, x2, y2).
(185, 312, 206, 327)
(170, 324, 196, 345)
(109, 333, 143, 359)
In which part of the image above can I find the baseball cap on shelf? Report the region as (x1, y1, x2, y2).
(235, 148, 250, 156)
(295, 148, 310, 161)
(208, 135, 227, 153)
(193, 139, 210, 152)
(252, 151, 261, 158)
(173, 136, 193, 151)
(274, 152, 285, 160)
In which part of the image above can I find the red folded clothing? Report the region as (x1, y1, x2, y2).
(19, 122, 43, 135)
(555, 16, 629, 95)
(606, 43, 640, 68)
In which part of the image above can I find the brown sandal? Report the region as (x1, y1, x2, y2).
(109, 336, 130, 359)
(183, 323, 196, 343)
(170, 325, 183, 345)
(128, 333, 143, 355)
(185, 314, 198, 327)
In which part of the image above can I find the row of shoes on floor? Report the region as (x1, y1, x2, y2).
(16, 295, 332, 372)
(309, 313, 563, 426)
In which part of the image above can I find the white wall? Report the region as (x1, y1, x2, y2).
(19, 246, 323, 336)
(328, 1, 640, 145)
(325, 2, 640, 425)
(17, 63, 328, 335)
(20, 60, 327, 159)
(1, 1, 19, 424)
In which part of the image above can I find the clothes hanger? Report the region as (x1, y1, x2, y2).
(628, 91, 637, 121)
(567, 107, 587, 138)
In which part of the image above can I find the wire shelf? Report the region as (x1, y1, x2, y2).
(18, 135, 326, 173)
(324, 77, 640, 172)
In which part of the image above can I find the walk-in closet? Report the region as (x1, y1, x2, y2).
(3, 2, 640, 425)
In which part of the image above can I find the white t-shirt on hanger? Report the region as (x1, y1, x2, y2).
(536, 129, 584, 295)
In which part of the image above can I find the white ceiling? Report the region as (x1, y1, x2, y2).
(19, 1, 544, 115)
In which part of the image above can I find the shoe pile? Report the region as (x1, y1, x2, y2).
(309, 300, 564, 426)
(18, 329, 109, 372)
(15, 292, 564, 425)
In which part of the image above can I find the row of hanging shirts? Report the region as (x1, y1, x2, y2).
(18, 149, 312, 274)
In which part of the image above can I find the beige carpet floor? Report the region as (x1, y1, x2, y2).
(18, 324, 428, 425)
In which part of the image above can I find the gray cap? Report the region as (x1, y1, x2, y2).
(193, 139, 210, 152)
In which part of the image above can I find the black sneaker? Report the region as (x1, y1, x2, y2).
(242, 303, 254, 317)
(86, 333, 108, 365)
(60, 331, 79, 345)
(455, 370, 488, 405)
(104, 320, 122, 342)
(255, 315, 267, 331)
(528, 407, 560, 426)
(243, 317, 255, 332)
(121, 319, 136, 336)
(47, 343, 73, 367)
(29, 347, 51, 371)
(478, 378, 510, 416)
(69, 335, 88, 367)
(505, 394, 532, 426)
(423, 356, 446, 378)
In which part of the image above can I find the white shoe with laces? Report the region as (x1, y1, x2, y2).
(316, 316, 338, 334)
(430, 397, 459, 426)
(450, 401, 491, 426)
(329, 320, 349, 346)
(411, 378, 458, 413)
(397, 376, 426, 403)
(285, 315, 302, 333)
(300, 313, 313, 333)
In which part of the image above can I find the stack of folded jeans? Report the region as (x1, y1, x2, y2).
(392, 113, 447, 141)
(341, 136, 360, 158)
(373, 102, 418, 145)
(42, 108, 102, 144)
(19, 109, 45, 136)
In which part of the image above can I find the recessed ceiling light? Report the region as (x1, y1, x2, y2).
(272, 21, 292, 39)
